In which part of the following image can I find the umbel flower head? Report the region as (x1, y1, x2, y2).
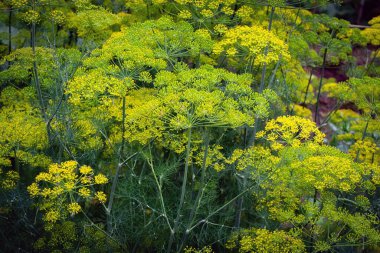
(28, 161, 108, 229)
(213, 25, 291, 66)
(0, 169, 19, 190)
(256, 115, 325, 150)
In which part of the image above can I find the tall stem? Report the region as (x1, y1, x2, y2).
(146, 0, 151, 19)
(52, 22, 56, 48)
(147, 148, 173, 232)
(178, 131, 209, 252)
(303, 68, 313, 105)
(267, 59, 281, 90)
(250, 6, 275, 147)
(30, 1, 51, 144)
(356, 0, 366, 25)
(314, 48, 328, 125)
(107, 96, 126, 234)
(355, 116, 371, 162)
(258, 6, 275, 93)
(234, 175, 246, 230)
(187, 184, 256, 233)
(167, 128, 192, 252)
(8, 7, 12, 55)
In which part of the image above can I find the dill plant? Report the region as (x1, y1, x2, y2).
(0, 0, 379, 252)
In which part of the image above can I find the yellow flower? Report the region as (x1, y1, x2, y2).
(62, 160, 78, 170)
(178, 10, 192, 19)
(64, 181, 75, 191)
(50, 10, 66, 25)
(95, 191, 107, 203)
(259, 116, 325, 150)
(94, 174, 109, 184)
(44, 210, 60, 223)
(1, 171, 19, 190)
(81, 176, 93, 184)
(340, 182, 351, 192)
(214, 24, 228, 35)
(79, 165, 93, 175)
(67, 202, 82, 215)
(200, 9, 214, 18)
(48, 164, 61, 174)
(41, 188, 53, 198)
(35, 172, 52, 182)
(28, 161, 98, 224)
(213, 25, 290, 66)
(22, 10, 40, 24)
(78, 187, 91, 198)
(226, 47, 237, 57)
(27, 183, 40, 197)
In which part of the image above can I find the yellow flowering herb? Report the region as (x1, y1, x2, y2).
(213, 25, 291, 66)
(226, 228, 305, 253)
(94, 174, 109, 184)
(0, 170, 19, 190)
(67, 202, 82, 215)
(95, 191, 107, 203)
(362, 16, 380, 46)
(257, 116, 325, 150)
(28, 161, 109, 224)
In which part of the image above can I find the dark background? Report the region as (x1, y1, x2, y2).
(325, 0, 380, 25)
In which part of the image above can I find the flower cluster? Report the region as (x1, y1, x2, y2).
(28, 161, 108, 227)
(174, 0, 236, 26)
(292, 104, 312, 119)
(362, 16, 380, 46)
(226, 228, 305, 253)
(50, 10, 66, 25)
(0, 87, 50, 168)
(184, 246, 214, 253)
(82, 16, 213, 76)
(213, 25, 291, 66)
(22, 10, 40, 24)
(349, 139, 380, 164)
(290, 154, 361, 192)
(10, 0, 28, 8)
(256, 116, 325, 150)
(67, 8, 122, 45)
(0, 169, 19, 190)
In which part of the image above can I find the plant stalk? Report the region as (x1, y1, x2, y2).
(107, 96, 126, 234)
(8, 7, 12, 55)
(167, 128, 192, 252)
(178, 131, 209, 252)
(259, 6, 275, 93)
(303, 68, 314, 105)
(314, 48, 328, 125)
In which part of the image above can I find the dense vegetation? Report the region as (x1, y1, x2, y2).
(0, 0, 379, 252)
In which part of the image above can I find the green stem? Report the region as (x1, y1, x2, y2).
(52, 22, 56, 48)
(81, 209, 124, 250)
(178, 131, 209, 252)
(167, 128, 192, 252)
(250, 6, 276, 147)
(234, 174, 246, 229)
(355, 116, 370, 162)
(147, 146, 173, 232)
(107, 96, 126, 234)
(303, 68, 313, 105)
(146, 0, 151, 19)
(258, 6, 275, 93)
(320, 100, 343, 126)
(364, 48, 379, 76)
(314, 48, 328, 125)
(8, 7, 12, 55)
(267, 58, 281, 90)
(187, 184, 255, 233)
(30, 2, 52, 144)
